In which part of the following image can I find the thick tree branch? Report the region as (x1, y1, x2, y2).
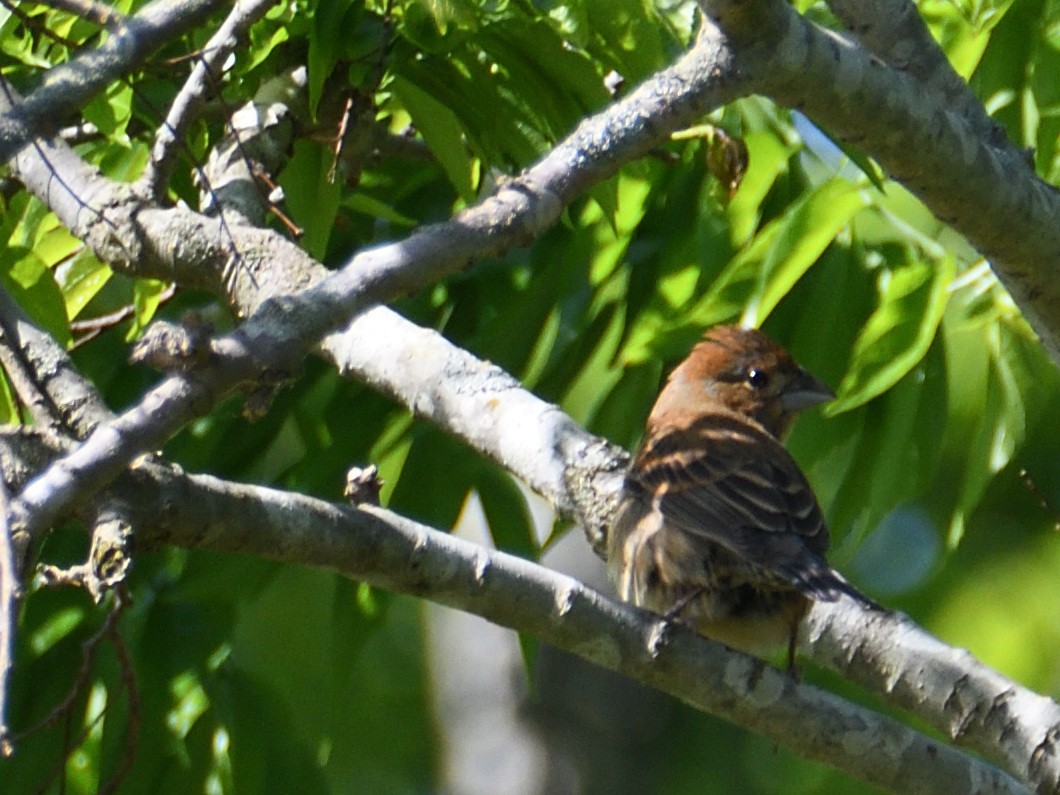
(0, 288, 113, 436)
(808, 603, 1060, 793)
(0, 428, 1030, 795)
(6, 28, 743, 549)
(0, 0, 227, 162)
(824, 0, 1002, 142)
(699, 0, 1060, 363)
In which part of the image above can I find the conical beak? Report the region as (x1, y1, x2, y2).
(780, 368, 835, 411)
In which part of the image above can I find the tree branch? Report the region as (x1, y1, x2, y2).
(824, 0, 1002, 142)
(0, 0, 228, 162)
(0, 428, 1031, 795)
(699, 0, 1060, 363)
(140, 0, 279, 198)
(6, 27, 743, 548)
(0, 287, 114, 436)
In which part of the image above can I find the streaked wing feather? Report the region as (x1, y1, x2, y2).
(630, 413, 848, 599)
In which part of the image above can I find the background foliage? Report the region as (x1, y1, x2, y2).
(1, 0, 1058, 792)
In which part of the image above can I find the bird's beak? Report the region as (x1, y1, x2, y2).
(780, 369, 835, 411)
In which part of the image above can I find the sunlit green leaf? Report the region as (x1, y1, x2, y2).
(829, 256, 956, 414)
(126, 277, 170, 341)
(0, 246, 70, 345)
(391, 76, 476, 201)
(692, 179, 868, 328)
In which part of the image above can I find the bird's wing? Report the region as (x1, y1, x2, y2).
(629, 413, 863, 603)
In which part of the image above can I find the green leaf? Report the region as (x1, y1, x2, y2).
(695, 179, 869, 328)
(126, 278, 170, 341)
(0, 370, 18, 424)
(58, 249, 113, 320)
(279, 139, 344, 260)
(476, 464, 537, 559)
(726, 130, 797, 245)
(390, 76, 476, 202)
(829, 255, 956, 414)
(343, 191, 417, 226)
(417, 0, 479, 34)
(82, 82, 133, 138)
(307, 0, 362, 117)
(0, 246, 70, 345)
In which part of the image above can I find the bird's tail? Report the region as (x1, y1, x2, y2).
(781, 557, 882, 612)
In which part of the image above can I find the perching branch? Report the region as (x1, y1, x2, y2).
(0, 428, 1031, 795)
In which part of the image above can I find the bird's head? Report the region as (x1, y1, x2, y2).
(651, 325, 834, 439)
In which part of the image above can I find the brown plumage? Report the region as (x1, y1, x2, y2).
(607, 325, 873, 670)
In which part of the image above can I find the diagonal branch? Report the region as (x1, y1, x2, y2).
(6, 26, 744, 549)
(0, 287, 114, 437)
(0, 0, 228, 162)
(824, 0, 1003, 142)
(699, 0, 1060, 363)
(140, 0, 279, 197)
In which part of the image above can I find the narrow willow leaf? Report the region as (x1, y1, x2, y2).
(829, 255, 956, 414)
(694, 179, 868, 328)
(391, 76, 476, 202)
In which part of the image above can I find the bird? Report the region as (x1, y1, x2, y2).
(607, 324, 874, 671)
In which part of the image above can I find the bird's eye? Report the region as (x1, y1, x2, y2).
(745, 368, 769, 389)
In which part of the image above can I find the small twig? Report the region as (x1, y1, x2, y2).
(326, 93, 355, 184)
(1, 0, 81, 49)
(70, 283, 177, 347)
(9, 590, 128, 742)
(18, 587, 135, 795)
(251, 164, 303, 237)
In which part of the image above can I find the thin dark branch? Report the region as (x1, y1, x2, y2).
(7, 587, 128, 747)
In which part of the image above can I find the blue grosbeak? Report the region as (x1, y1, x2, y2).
(607, 325, 873, 669)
